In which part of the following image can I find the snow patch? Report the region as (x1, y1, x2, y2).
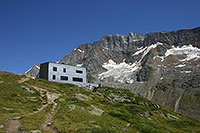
(133, 47, 147, 56)
(77, 49, 85, 53)
(137, 46, 144, 50)
(133, 42, 163, 59)
(74, 48, 84, 53)
(99, 60, 139, 84)
(140, 42, 163, 61)
(153, 55, 165, 62)
(181, 71, 191, 73)
(165, 44, 200, 61)
(76, 64, 83, 67)
(99, 42, 164, 84)
(175, 64, 186, 68)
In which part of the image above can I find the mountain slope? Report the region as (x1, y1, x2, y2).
(59, 27, 200, 120)
(0, 71, 200, 132)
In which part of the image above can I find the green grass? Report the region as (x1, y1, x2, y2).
(19, 104, 53, 132)
(0, 71, 200, 132)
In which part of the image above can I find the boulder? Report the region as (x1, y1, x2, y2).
(126, 123, 130, 127)
(89, 105, 104, 116)
(144, 111, 150, 117)
(21, 86, 35, 93)
(150, 103, 160, 109)
(131, 97, 136, 102)
(154, 110, 165, 117)
(81, 107, 85, 111)
(95, 92, 104, 98)
(68, 104, 76, 111)
(59, 98, 65, 102)
(0, 81, 4, 84)
(113, 97, 126, 103)
(167, 113, 178, 119)
(0, 124, 3, 128)
(106, 96, 112, 101)
(30, 130, 41, 133)
(74, 93, 92, 101)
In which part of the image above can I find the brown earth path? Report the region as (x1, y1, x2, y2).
(6, 77, 60, 133)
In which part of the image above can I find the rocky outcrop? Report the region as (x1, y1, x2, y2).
(74, 93, 92, 101)
(88, 105, 104, 116)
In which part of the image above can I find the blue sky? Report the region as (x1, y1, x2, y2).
(0, 0, 200, 74)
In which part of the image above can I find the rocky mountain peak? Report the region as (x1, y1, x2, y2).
(128, 32, 145, 43)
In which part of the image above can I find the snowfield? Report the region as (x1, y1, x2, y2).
(165, 44, 200, 61)
(99, 60, 139, 84)
(98, 43, 200, 84)
(99, 42, 164, 84)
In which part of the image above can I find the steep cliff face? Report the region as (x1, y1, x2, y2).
(59, 27, 200, 120)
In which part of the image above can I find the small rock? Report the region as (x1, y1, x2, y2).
(89, 105, 104, 116)
(0, 81, 4, 84)
(116, 90, 122, 94)
(124, 99, 131, 103)
(94, 125, 101, 128)
(167, 113, 178, 119)
(89, 121, 96, 123)
(109, 93, 120, 98)
(131, 97, 136, 102)
(0, 124, 3, 128)
(81, 107, 85, 111)
(144, 102, 149, 106)
(122, 128, 127, 131)
(113, 97, 126, 103)
(47, 123, 51, 126)
(100, 88, 107, 91)
(154, 110, 165, 117)
(150, 103, 160, 109)
(2, 107, 14, 111)
(123, 94, 128, 98)
(28, 97, 38, 101)
(127, 123, 130, 127)
(59, 98, 65, 102)
(68, 104, 76, 111)
(30, 130, 41, 133)
(112, 126, 116, 129)
(51, 93, 60, 100)
(144, 111, 150, 117)
(106, 96, 112, 101)
(138, 101, 144, 105)
(95, 92, 104, 98)
(21, 86, 35, 93)
(74, 93, 92, 101)
(108, 90, 112, 93)
(138, 113, 143, 116)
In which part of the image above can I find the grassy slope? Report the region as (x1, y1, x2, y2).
(0, 71, 200, 132)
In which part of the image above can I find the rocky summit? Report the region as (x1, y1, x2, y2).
(27, 27, 200, 121)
